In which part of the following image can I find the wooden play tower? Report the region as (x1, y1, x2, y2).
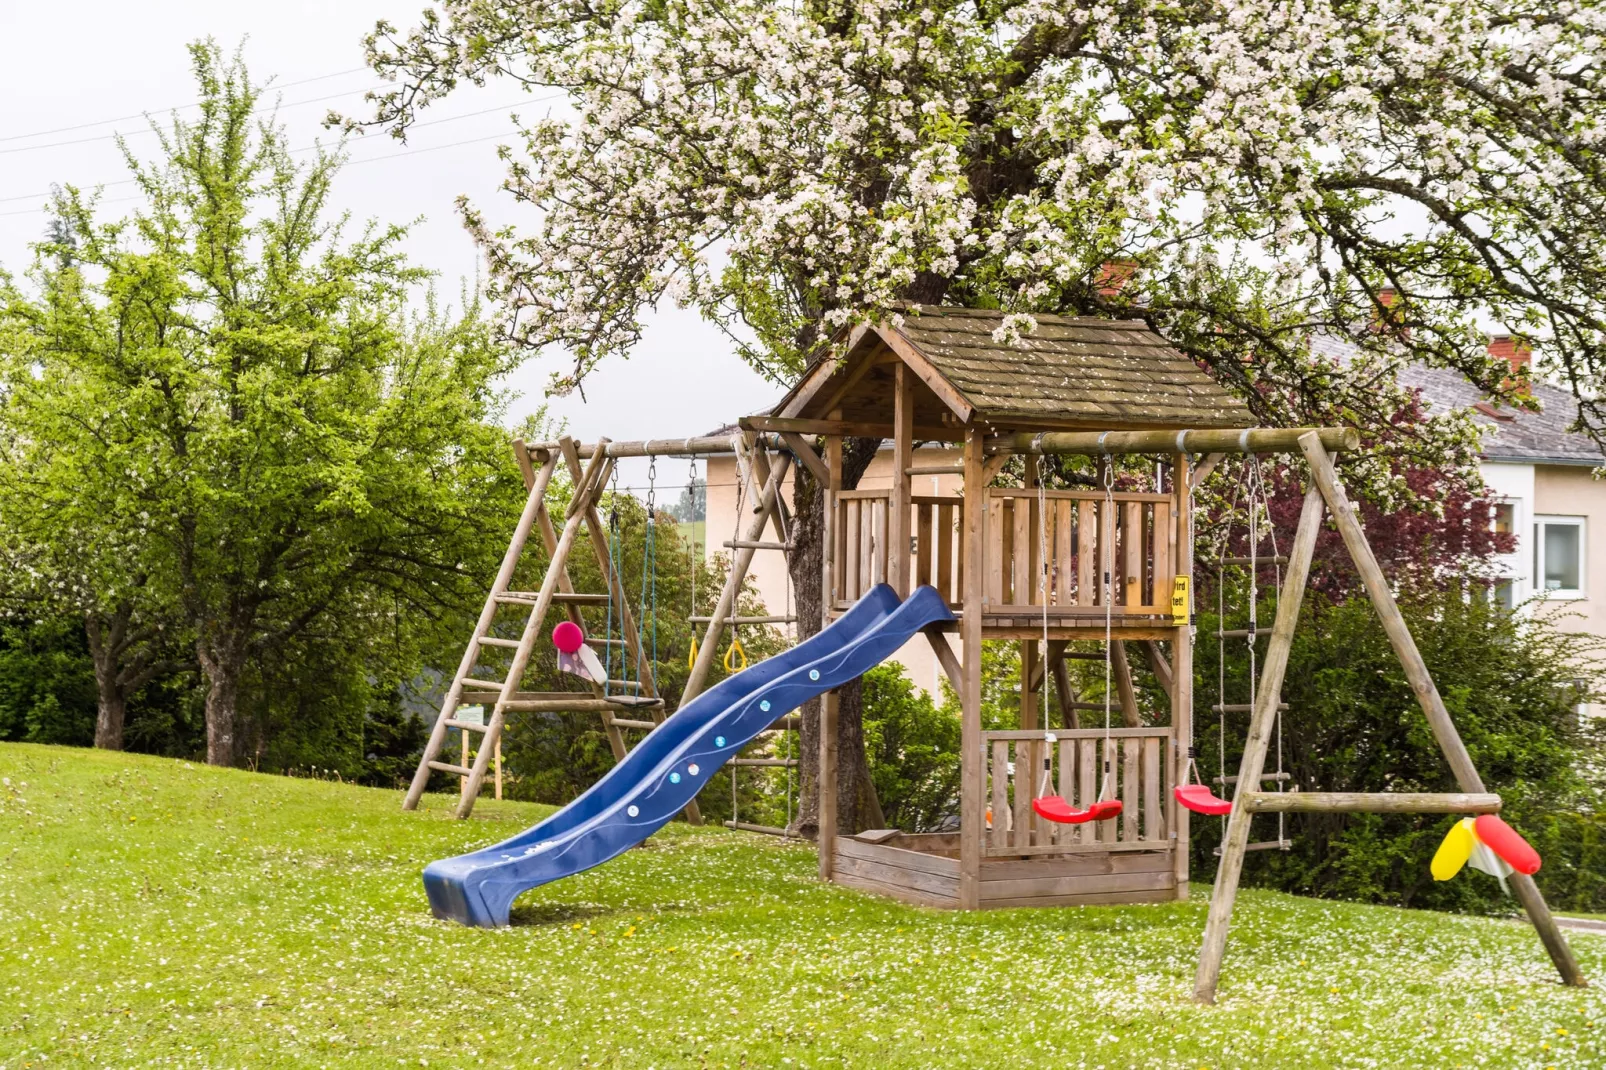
(407, 305, 1583, 999)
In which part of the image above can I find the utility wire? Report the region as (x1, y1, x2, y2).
(0, 95, 562, 215)
(0, 84, 397, 157)
(0, 66, 371, 144)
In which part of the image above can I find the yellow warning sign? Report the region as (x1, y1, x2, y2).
(1170, 576, 1191, 627)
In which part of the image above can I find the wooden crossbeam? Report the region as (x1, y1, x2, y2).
(1241, 791, 1501, 814)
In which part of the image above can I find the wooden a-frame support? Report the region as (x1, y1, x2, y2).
(1192, 431, 1586, 1003)
(402, 436, 697, 823)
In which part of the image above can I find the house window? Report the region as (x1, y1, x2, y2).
(1492, 501, 1516, 537)
(1534, 516, 1585, 599)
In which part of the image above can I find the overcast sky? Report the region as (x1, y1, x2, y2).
(0, 0, 779, 491)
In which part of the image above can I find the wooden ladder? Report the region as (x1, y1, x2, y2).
(402, 436, 698, 823)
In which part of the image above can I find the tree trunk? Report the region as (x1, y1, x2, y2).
(93, 689, 127, 751)
(793, 437, 885, 838)
(197, 632, 248, 766)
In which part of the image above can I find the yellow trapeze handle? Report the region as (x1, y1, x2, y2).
(723, 635, 748, 673)
(688, 636, 699, 670)
(1431, 817, 1477, 881)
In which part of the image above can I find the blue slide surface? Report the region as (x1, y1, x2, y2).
(423, 584, 954, 927)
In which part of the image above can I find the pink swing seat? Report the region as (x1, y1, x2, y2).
(1174, 784, 1233, 816)
(1031, 796, 1123, 824)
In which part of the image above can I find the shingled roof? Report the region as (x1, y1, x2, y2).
(776, 306, 1253, 432)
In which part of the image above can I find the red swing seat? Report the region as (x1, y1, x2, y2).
(1031, 796, 1123, 824)
(1174, 784, 1233, 816)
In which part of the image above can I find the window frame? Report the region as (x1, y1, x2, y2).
(1534, 514, 1587, 601)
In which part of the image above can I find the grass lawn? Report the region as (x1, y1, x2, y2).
(3, 743, 1605, 1069)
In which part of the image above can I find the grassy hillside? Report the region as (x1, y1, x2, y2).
(2, 742, 1604, 1068)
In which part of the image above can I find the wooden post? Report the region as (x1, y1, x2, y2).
(1193, 484, 1324, 1003)
(1171, 453, 1193, 897)
(959, 429, 987, 909)
(818, 689, 839, 880)
(494, 737, 502, 801)
(1299, 432, 1587, 989)
(889, 364, 915, 595)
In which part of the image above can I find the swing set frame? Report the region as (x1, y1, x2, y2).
(406, 307, 1584, 1001)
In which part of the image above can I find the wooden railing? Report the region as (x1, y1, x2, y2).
(982, 728, 1173, 856)
(982, 489, 1173, 616)
(833, 491, 965, 608)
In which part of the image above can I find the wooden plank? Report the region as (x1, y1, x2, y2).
(986, 493, 1006, 606)
(916, 501, 932, 588)
(960, 429, 986, 909)
(1152, 501, 1172, 612)
(835, 835, 963, 878)
(1078, 498, 1097, 607)
(991, 740, 1010, 852)
(1013, 739, 1033, 849)
(845, 498, 861, 601)
(1143, 737, 1164, 843)
(1193, 483, 1324, 1003)
(833, 852, 961, 901)
(937, 503, 955, 601)
(979, 849, 1172, 882)
(1100, 737, 1119, 844)
(1122, 738, 1140, 842)
(1123, 501, 1142, 608)
(1243, 791, 1501, 814)
(979, 867, 1175, 901)
(1054, 500, 1073, 604)
(983, 838, 1175, 858)
(980, 885, 1177, 910)
(876, 498, 889, 585)
(1298, 430, 1584, 988)
(1078, 739, 1097, 846)
(832, 870, 959, 909)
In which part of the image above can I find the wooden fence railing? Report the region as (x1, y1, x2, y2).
(983, 489, 1174, 616)
(982, 727, 1173, 856)
(833, 492, 964, 608)
(830, 488, 1175, 618)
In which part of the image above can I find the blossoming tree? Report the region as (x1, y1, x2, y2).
(358, 0, 1606, 830)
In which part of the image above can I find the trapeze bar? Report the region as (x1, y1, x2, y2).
(986, 427, 1359, 457)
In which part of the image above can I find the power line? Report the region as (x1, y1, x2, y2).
(0, 83, 397, 157)
(0, 66, 372, 144)
(0, 94, 560, 212)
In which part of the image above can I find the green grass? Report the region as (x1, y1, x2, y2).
(3, 743, 1605, 1069)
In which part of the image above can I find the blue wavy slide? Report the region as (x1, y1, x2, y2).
(423, 584, 955, 927)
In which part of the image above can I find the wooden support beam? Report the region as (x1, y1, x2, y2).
(1171, 451, 1193, 898)
(1111, 641, 1142, 728)
(889, 363, 915, 594)
(923, 625, 964, 695)
(1190, 452, 1226, 490)
(959, 428, 986, 910)
(990, 427, 1359, 457)
(741, 414, 962, 442)
(1193, 482, 1325, 1003)
(1144, 640, 1173, 694)
(1049, 642, 1078, 729)
(1298, 431, 1586, 989)
(818, 689, 840, 880)
(1241, 791, 1502, 814)
(778, 431, 831, 487)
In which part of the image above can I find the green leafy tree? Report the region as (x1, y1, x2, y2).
(0, 42, 522, 766)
